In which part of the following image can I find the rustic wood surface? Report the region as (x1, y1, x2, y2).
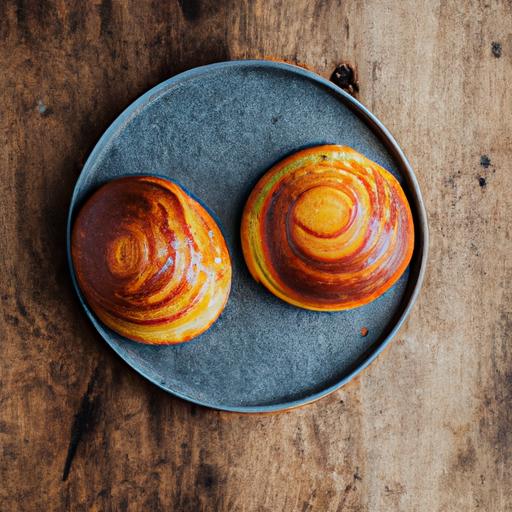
(1, 1, 511, 510)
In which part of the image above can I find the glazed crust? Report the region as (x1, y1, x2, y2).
(71, 176, 231, 344)
(241, 145, 414, 311)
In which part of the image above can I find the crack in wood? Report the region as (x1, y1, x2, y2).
(61, 366, 101, 481)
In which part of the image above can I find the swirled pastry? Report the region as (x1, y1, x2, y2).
(71, 176, 231, 344)
(241, 145, 414, 311)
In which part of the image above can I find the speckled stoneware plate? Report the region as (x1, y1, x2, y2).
(67, 60, 428, 413)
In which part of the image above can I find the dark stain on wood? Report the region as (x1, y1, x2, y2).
(335, 483, 354, 512)
(15, 296, 29, 319)
(147, 391, 165, 448)
(178, 0, 201, 22)
(491, 311, 512, 465)
(384, 483, 406, 496)
(480, 155, 491, 168)
(0, 420, 14, 435)
(68, 2, 87, 35)
(195, 463, 218, 491)
(454, 439, 477, 473)
(4, 313, 19, 327)
(330, 63, 359, 96)
(143, 489, 163, 510)
(491, 41, 502, 58)
(114, 496, 127, 511)
(478, 176, 487, 187)
(98, 0, 113, 37)
(180, 441, 192, 465)
(62, 367, 102, 481)
(15, 0, 29, 41)
(495, 372, 512, 451)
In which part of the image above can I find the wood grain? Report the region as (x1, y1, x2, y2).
(1, 0, 511, 510)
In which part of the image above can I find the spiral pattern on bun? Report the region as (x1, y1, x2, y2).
(241, 145, 414, 311)
(71, 176, 231, 344)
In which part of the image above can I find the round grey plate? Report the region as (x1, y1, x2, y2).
(67, 60, 428, 413)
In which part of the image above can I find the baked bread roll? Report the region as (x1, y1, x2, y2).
(241, 145, 414, 311)
(71, 176, 231, 344)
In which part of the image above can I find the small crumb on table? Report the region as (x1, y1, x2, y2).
(360, 327, 369, 337)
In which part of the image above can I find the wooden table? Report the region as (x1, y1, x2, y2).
(2, 1, 511, 510)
